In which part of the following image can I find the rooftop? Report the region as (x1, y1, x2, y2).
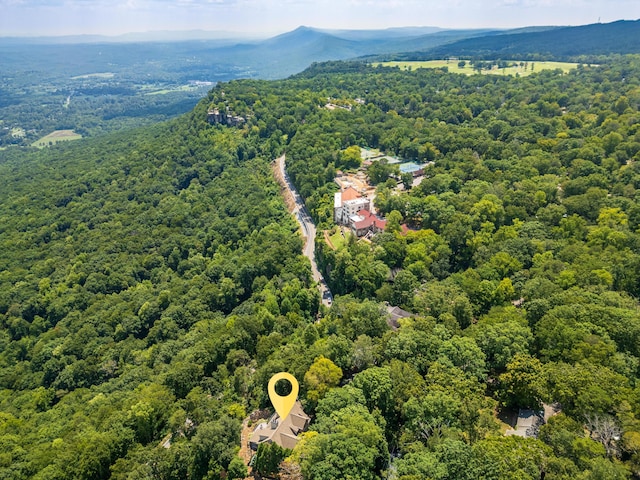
(248, 400, 310, 451)
(353, 209, 386, 231)
(344, 197, 370, 207)
(341, 186, 361, 202)
(505, 409, 544, 438)
(386, 304, 414, 329)
(399, 162, 426, 174)
(334, 186, 364, 210)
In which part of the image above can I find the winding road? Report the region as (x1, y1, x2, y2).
(276, 155, 333, 307)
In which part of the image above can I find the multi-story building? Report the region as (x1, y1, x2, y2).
(334, 186, 370, 224)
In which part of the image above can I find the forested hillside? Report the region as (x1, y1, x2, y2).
(389, 19, 640, 61)
(2, 55, 640, 479)
(0, 100, 320, 478)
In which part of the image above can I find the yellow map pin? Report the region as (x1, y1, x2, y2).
(268, 372, 299, 421)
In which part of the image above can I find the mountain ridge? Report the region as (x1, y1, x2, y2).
(396, 19, 640, 60)
(207, 20, 640, 78)
(4, 20, 638, 69)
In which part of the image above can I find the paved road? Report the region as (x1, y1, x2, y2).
(276, 155, 333, 307)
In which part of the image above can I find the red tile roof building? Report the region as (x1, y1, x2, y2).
(341, 186, 361, 202)
(351, 209, 387, 237)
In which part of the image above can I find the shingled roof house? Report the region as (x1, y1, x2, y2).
(248, 400, 310, 451)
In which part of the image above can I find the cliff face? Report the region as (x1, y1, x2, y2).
(207, 108, 245, 127)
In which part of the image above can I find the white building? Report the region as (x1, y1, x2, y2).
(341, 198, 370, 224)
(334, 186, 371, 225)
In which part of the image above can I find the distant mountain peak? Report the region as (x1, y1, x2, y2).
(293, 25, 317, 32)
(264, 26, 339, 46)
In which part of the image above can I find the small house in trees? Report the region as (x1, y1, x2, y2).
(505, 409, 544, 438)
(249, 400, 310, 451)
(386, 304, 414, 329)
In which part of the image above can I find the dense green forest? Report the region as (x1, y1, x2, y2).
(2, 54, 640, 479)
(390, 19, 640, 61)
(0, 105, 318, 478)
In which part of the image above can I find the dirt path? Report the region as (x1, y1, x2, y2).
(238, 418, 255, 478)
(324, 230, 336, 250)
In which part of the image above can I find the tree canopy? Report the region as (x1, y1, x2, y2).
(2, 54, 640, 479)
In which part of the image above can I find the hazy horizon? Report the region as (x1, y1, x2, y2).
(1, 0, 639, 38)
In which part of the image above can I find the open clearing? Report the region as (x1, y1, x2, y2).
(32, 130, 82, 148)
(327, 228, 349, 250)
(375, 60, 580, 76)
(11, 127, 26, 138)
(145, 85, 201, 96)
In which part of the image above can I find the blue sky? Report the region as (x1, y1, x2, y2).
(1, 0, 639, 37)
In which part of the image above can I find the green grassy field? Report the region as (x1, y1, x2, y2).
(328, 228, 350, 250)
(32, 130, 82, 148)
(145, 85, 202, 96)
(375, 60, 579, 76)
